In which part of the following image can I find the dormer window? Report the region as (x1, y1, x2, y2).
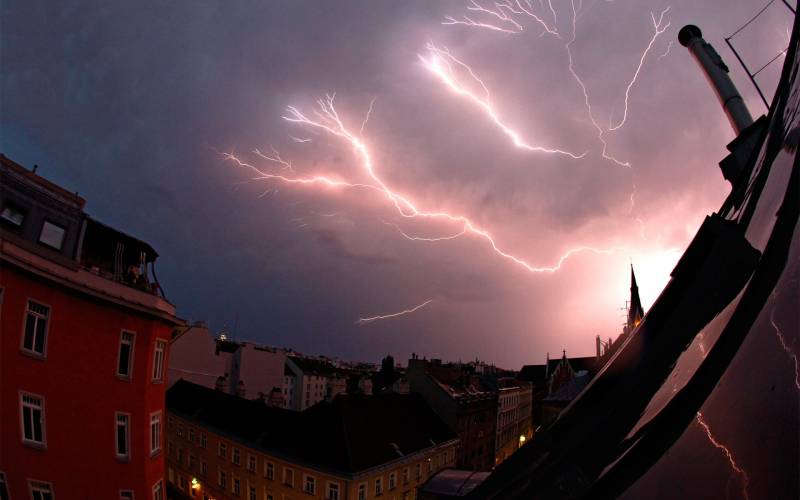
(0, 202, 25, 227)
(39, 220, 66, 250)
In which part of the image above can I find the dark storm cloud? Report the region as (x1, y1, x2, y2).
(1, 0, 792, 367)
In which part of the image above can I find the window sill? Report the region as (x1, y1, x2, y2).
(116, 375, 132, 382)
(150, 450, 162, 459)
(19, 349, 46, 361)
(116, 455, 131, 463)
(22, 440, 47, 450)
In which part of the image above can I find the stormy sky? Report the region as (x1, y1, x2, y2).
(1, 0, 793, 368)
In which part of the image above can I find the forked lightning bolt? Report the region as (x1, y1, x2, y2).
(608, 7, 671, 131)
(770, 306, 800, 390)
(225, 94, 624, 274)
(696, 412, 750, 500)
(357, 299, 434, 325)
(419, 43, 587, 159)
(443, 0, 559, 37)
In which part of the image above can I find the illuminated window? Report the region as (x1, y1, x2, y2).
(22, 300, 49, 357)
(117, 331, 136, 379)
(39, 220, 66, 250)
(21, 392, 46, 446)
(116, 413, 130, 460)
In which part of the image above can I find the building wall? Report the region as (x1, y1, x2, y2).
(236, 344, 287, 400)
(407, 360, 497, 471)
(494, 385, 534, 466)
(1, 263, 174, 499)
(168, 325, 229, 389)
(166, 413, 458, 500)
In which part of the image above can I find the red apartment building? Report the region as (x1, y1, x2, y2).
(0, 155, 182, 499)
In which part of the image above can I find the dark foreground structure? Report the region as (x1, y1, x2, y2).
(432, 11, 800, 500)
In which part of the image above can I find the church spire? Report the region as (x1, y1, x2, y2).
(628, 264, 644, 330)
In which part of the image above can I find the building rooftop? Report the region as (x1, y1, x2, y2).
(288, 356, 338, 376)
(167, 380, 458, 474)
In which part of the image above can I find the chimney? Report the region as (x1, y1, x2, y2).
(678, 25, 753, 135)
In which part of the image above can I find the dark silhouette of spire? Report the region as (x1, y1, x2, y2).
(628, 265, 645, 330)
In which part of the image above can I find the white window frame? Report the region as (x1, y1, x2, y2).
(283, 467, 294, 488)
(218, 442, 227, 458)
(374, 477, 383, 496)
(303, 474, 315, 495)
(116, 331, 136, 380)
(248, 484, 257, 500)
(38, 220, 66, 250)
(20, 391, 46, 447)
(218, 469, 227, 488)
(152, 340, 166, 382)
(265, 461, 274, 480)
(115, 412, 131, 460)
(357, 483, 366, 500)
(152, 480, 164, 500)
(247, 454, 257, 472)
(20, 299, 50, 358)
(232, 447, 241, 466)
(28, 479, 54, 500)
(232, 476, 241, 496)
(389, 472, 396, 490)
(327, 481, 340, 500)
(150, 411, 162, 456)
(200, 432, 207, 448)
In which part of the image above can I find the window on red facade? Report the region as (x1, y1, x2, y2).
(22, 300, 49, 357)
(21, 392, 46, 446)
(29, 480, 54, 500)
(152, 340, 166, 382)
(150, 412, 162, 455)
(118, 331, 135, 379)
(152, 480, 163, 500)
(116, 413, 130, 460)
